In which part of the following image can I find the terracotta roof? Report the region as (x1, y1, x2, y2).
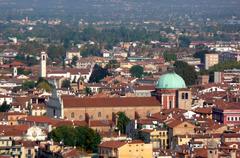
(194, 107, 212, 114)
(62, 96, 160, 108)
(53, 120, 87, 127)
(134, 85, 155, 91)
(90, 120, 113, 127)
(18, 116, 56, 124)
(99, 140, 126, 148)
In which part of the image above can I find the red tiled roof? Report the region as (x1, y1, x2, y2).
(99, 141, 127, 148)
(90, 120, 113, 127)
(18, 116, 56, 124)
(62, 96, 160, 108)
(194, 107, 212, 114)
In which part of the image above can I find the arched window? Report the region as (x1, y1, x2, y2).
(42, 55, 45, 61)
(71, 112, 75, 118)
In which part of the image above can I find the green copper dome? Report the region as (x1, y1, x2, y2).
(156, 72, 186, 89)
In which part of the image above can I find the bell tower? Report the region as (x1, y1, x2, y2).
(40, 51, 47, 78)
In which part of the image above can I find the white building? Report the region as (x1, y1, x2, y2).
(40, 52, 47, 78)
(0, 95, 13, 105)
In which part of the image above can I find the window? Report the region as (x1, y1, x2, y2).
(228, 117, 230, 121)
(235, 117, 238, 121)
(71, 112, 75, 118)
(184, 124, 188, 127)
(169, 100, 172, 108)
(106, 115, 109, 119)
(42, 55, 45, 61)
(79, 115, 83, 119)
(185, 93, 188, 99)
(98, 112, 101, 118)
(181, 93, 185, 99)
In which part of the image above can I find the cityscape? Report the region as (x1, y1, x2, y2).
(0, 0, 240, 158)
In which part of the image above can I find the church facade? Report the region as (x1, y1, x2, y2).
(47, 72, 192, 121)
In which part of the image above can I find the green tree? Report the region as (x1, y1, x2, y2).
(22, 81, 35, 90)
(61, 79, 71, 88)
(49, 126, 101, 152)
(89, 64, 109, 83)
(105, 60, 120, 69)
(49, 125, 77, 146)
(80, 44, 101, 57)
(71, 56, 79, 66)
(84, 87, 92, 96)
(47, 45, 66, 62)
(117, 112, 130, 134)
(163, 52, 176, 62)
(174, 61, 197, 85)
(179, 36, 191, 48)
(36, 78, 53, 92)
(17, 68, 31, 75)
(75, 126, 101, 152)
(0, 101, 11, 112)
(130, 65, 144, 78)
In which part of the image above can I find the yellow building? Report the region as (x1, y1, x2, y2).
(98, 140, 152, 158)
(205, 53, 219, 70)
(140, 129, 168, 149)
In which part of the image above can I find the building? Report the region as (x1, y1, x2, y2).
(98, 140, 152, 158)
(205, 54, 219, 70)
(47, 95, 161, 120)
(197, 75, 209, 85)
(65, 48, 81, 64)
(140, 128, 168, 149)
(213, 101, 240, 126)
(219, 51, 240, 62)
(40, 51, 47, 78)
(166, 119, 195, 148)
(178, 57, 201, 66)
(214, 69, 240, 84)
(154, 72, 192, 110)
(47, 71, 193, 120)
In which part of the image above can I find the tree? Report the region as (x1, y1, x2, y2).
(84, 87, 92, 96)
(47, 45, 66, 62)
(179, 36, 191, 48)
(105, 60, 120, 69)
(22, 81, 35, 90)
(71, 56, 79, 66)
(174, 61, 197, 86)
(49, 126, 101, 152)
(0, 101, 11, 112)
(80, 44, 101, 57)
(49, 125, 77, 147)
(36, 77, 53, 92)
(89, 64, 109, 83)
(61, 79, 71, 89)
(163, 52, 176, 62)
(17, 68, 31, 75)
(117, 112, 130, 134)
(75, 126, 101, 152)
(130, 65, 144, 78)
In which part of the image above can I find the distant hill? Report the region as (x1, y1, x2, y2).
(0, 0, 239, 22)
